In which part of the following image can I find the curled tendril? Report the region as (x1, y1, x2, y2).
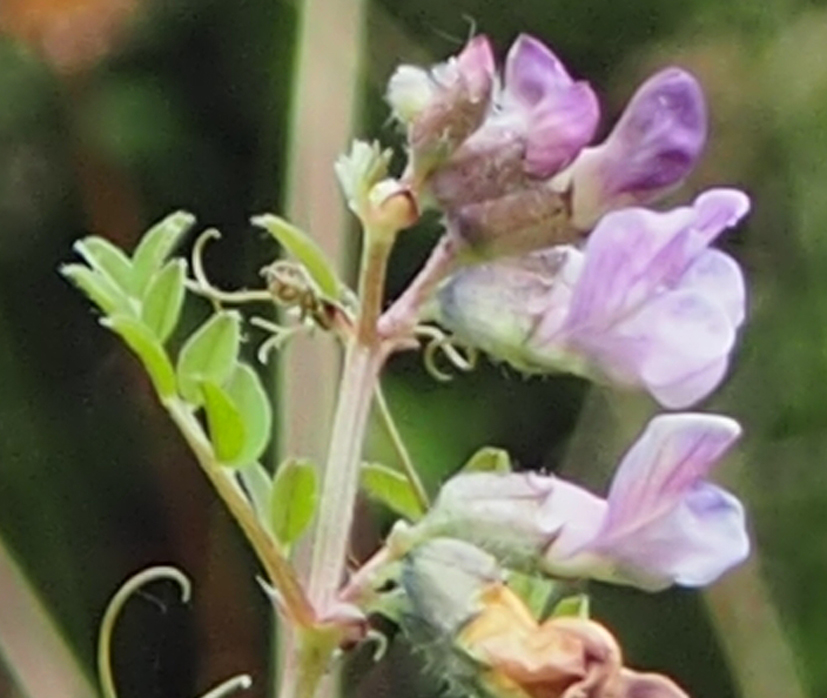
(188, 229, 273, 308)
(416, 326, 478, 381)
(363, 628, 389, 662)
(251, 316, 308, 363)
(97, 565, 252, 698)
(200, 675, 253, 698)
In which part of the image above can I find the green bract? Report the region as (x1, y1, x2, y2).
(460, 446, 512, 474)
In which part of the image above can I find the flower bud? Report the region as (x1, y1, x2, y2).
(399, 538, 504, 640)
(430, 35, 599, 208)
(567, 68, 707, 229)
(387, 36, 496, 178)
(423, 35, 597, 257)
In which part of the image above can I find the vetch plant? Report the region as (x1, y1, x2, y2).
(64, 33, 751, 698)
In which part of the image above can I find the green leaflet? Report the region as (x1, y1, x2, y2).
(176, 311, 240, 405)
(132, 211, 196, 295)
(201, 380, 247, 463)
(141, 259, 186, 343)
(270, 459, 318, 548)
(252, 214, 340, 300)
(74, 236, 136, 295)
(102, 315, 177, 398)
(61, 264, 134, 317)
(222, 364, 272, 467)
(360, 462, 425, 521)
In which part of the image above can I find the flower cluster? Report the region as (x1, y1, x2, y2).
(389, 33, 747, 408)
(359, 32, 753, 698)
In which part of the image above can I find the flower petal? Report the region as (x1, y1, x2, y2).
(503, 34, 599, 177)
(680, 248, 746, 326)
(563, 205, 697, 332)
(603, 414, 741, 525)
(604, 68, 707, 192)
(504, 34, 573, 109)
(583, 414, 748, 589)
(629, 289, 736, 407)
(603, 482, 749, 588)
(557, 190, 748, 406)
(569, 68, 707, 227)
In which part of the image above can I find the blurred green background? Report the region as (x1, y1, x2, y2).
(0, 0, 824, 696)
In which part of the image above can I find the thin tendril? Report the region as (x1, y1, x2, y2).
(251, 316, 308, 363)
(363, 629, 389, 662)
(97, 566, 253, 698)
(373, 383, 429, 510)
(189, 229, 273, 307)
(97, 566, 191, 698)
(199, 674, 253, 698)
(417, 326, 478, 381)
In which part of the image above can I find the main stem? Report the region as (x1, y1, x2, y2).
(306, 237, 393, 611)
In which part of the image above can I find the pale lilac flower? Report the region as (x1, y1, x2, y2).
(417, 414, 748, 591)
(435, 188, 749, 408)
(567, 68, 707, 229)
(542, 413, 748, 590)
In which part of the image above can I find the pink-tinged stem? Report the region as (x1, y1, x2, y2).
(378, 234, 464, 339)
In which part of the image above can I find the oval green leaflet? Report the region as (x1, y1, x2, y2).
(176, 311, 240, 405)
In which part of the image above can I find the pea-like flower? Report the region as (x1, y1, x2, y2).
(435, 188, 749, 408)
(429, 34, 600, 206)
(415, 413, 749, 591)
(393, 34, 708, 258)
(395, 539, 690, 698)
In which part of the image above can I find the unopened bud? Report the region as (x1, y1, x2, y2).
(388, 36, 496, 179)
(367, 179, 419, 233)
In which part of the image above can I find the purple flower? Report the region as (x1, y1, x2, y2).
(435, 188, 749, 408)
(542, 413, 748, 590)
(568, 68, 707, 228)
(418, 414, 748, 591)
(556, 188, 749, 407)
(426, 35, 599, 256)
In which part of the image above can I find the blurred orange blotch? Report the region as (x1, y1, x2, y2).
(0, 0, 138, 74)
